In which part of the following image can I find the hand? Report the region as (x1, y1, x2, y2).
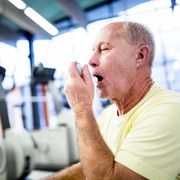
(64, 62, 94, 115)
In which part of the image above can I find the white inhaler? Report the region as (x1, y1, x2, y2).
(76, 63, 82, 76)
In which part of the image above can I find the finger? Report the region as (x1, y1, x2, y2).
(68, 62, 81, 78)
(82, 64, 93, 84)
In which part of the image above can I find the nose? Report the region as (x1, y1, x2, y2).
(88, 52, 100, 68)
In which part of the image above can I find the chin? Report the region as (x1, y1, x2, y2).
(97, 90, 109, 99)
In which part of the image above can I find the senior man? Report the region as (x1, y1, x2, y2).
(43, 21, 180, 180)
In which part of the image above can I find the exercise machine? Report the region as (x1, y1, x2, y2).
(0, 66, 79, 180)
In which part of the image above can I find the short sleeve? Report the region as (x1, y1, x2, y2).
(115, 103, 180, 180)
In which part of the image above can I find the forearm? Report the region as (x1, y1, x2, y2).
(75, 109, 114, 180)
(64, 62, 115, 179)
(41, 162, 85, 180)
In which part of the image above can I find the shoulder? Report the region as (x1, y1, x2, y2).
(137, 85, 180, 118)
(148, 85, 180, 104)
(130, 86, 180, 141)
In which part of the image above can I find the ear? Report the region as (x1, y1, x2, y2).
(136, 45, 150, 68)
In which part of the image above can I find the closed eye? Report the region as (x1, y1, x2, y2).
(100, 44, 111, 52)
(100, 48, 109, 53)
(101, 48, 108, 51)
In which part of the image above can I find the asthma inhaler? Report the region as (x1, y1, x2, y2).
(76, 63, 82, 76)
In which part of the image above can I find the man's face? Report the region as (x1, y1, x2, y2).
(89, 27, 139, 100)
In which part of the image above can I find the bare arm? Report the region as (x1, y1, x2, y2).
(64, 62, 146, 179)
(74, 107, 146, 180)
(41, 162, 85, 180)
(45, 62, 146, 179)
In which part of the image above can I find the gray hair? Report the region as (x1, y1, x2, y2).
(121, 21, 155, 67)
(105, 21, 155, 67)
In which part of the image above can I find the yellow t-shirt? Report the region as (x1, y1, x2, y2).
(98, 85, 180, 180)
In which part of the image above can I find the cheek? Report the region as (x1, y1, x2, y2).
(102, 52, 137, 82)
(112, 62, 137, 88)
(116, 55, 137, 77)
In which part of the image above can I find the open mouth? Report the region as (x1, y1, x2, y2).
(94, 75, 103, 82)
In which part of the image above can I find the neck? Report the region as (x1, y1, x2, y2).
(115, 77, 154, 116)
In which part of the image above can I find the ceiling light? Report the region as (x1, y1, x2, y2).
(8, 0, 26, 10)
(24, 7, 59, 36)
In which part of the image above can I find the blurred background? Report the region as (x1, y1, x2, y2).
(0, 0, 180, 134)
(0, 0, 179, 90)
(0, 0, 180, 179)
